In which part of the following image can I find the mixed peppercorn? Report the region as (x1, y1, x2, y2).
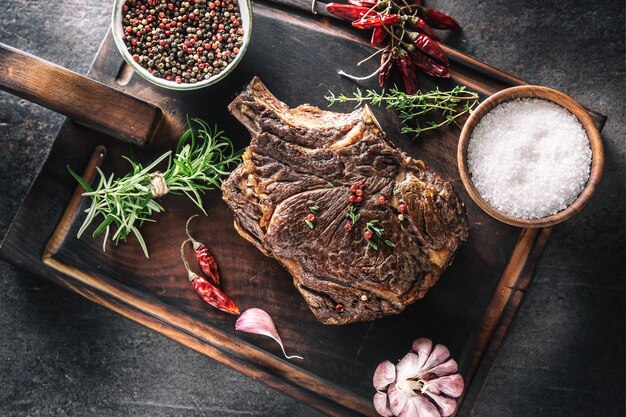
(304, 181, 408, 256)
(121, 0, 244, 84)
(325, 0, 460, 94)
(345, 181, 398, 250)
(304, 205, 319, 229)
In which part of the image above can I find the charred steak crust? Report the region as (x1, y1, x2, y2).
(222, 77, 468, 325)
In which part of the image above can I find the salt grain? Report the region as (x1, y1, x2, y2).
(467, 98, 591, 219)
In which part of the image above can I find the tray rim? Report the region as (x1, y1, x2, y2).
(0, 2, 608, 416)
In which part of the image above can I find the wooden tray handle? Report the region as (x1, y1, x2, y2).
(0, 42, 162, 146)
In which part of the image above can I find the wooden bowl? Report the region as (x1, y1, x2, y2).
(457, 85, 604, 228)
(111, 0, 253, 91)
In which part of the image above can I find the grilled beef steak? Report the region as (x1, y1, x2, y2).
(222, 77, 468, 325)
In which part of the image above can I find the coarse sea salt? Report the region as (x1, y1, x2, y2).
(467, 98, 592, 219)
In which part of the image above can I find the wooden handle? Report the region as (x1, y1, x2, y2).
(0, 42, 162, 146)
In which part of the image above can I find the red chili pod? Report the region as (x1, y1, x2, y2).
(397, 51, 419, 95)
(193, 243, 220, 287)
(186, 215, 220, 287)
(352, 14, 401, 30)
(190, 274, 240, 315)
(407, 16, 441, 41)
(325, 3, 371, 21)
(370, 26, 387, 46)
(181, 239, 240, 315)
(411, 51, 450, 78)
(378, 47, 393, 86)
(407, 31, 449, 65)
(419, 7, 461, 30)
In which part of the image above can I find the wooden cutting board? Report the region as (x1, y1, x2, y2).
(0, 2, 606, 416)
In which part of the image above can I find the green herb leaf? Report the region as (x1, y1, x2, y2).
(348, 205, 361, 225)
(384, 239, 396, 248)
(305, 219, 314, 229)
(365, 220, 384, 237)
(308, 205, 320, 213)
(92, 214, 115, 238)
(67, 165, 94, 193)
(367, 239, 378, 251)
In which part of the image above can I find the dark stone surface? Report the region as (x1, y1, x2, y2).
(0, 0, 623, 416)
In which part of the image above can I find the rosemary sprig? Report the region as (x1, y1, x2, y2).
(325, 86, 479, 138)
(68, 117, 242, 258)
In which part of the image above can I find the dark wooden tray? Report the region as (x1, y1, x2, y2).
(0, 2, 607, 416)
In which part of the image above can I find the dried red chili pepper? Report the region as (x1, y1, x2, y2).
(407, 16, 441, 41)
(406, 31, 449, 65)
(352, 14, 401, 30)
(185, 214, 220, 287)
(418, 7, 461, 30)
(192, 273, 240, 315)
(378, 47, 393, 86)
(411, 50, 450, 78)
(397, 50, 419, 94)
(370, 26, 387, 46)
(181, 239, 240, 315)
(330, 0, 460, 92)
(325, 3, 371, 21)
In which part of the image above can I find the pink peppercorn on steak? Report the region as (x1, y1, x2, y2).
(222, 77, 468, 325)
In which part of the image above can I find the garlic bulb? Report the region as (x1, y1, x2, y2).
(373, 338, 464, 417)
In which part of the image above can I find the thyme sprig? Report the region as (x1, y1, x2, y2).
(365, 219, 395, 250)
(325, 86, 479, 138)
(366, 220, 384, 238)
(305, 205, 319, 229)
(68, 117, 242, 258)
(348, 205, 361, 225)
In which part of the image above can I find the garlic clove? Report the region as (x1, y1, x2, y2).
(401, 395, 440, 417)
(423, 390, 458, 417)
(421, 343, 450, 373)
(424, 374, 464, 398)
(373, 391, 394, 417)
(373, 360, 397, 391)
(396, 352, 421, 382)
(422, 358, 458, 378)
(411, 338, 433, 372)
(235, 308, 303, 360)
(388, 383, 409, 417)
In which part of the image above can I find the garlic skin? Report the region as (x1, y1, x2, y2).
(372, 338, 464, 417)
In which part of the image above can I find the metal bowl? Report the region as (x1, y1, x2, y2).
(457, 85, 604, 228)
(111, 0, 252, 91)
